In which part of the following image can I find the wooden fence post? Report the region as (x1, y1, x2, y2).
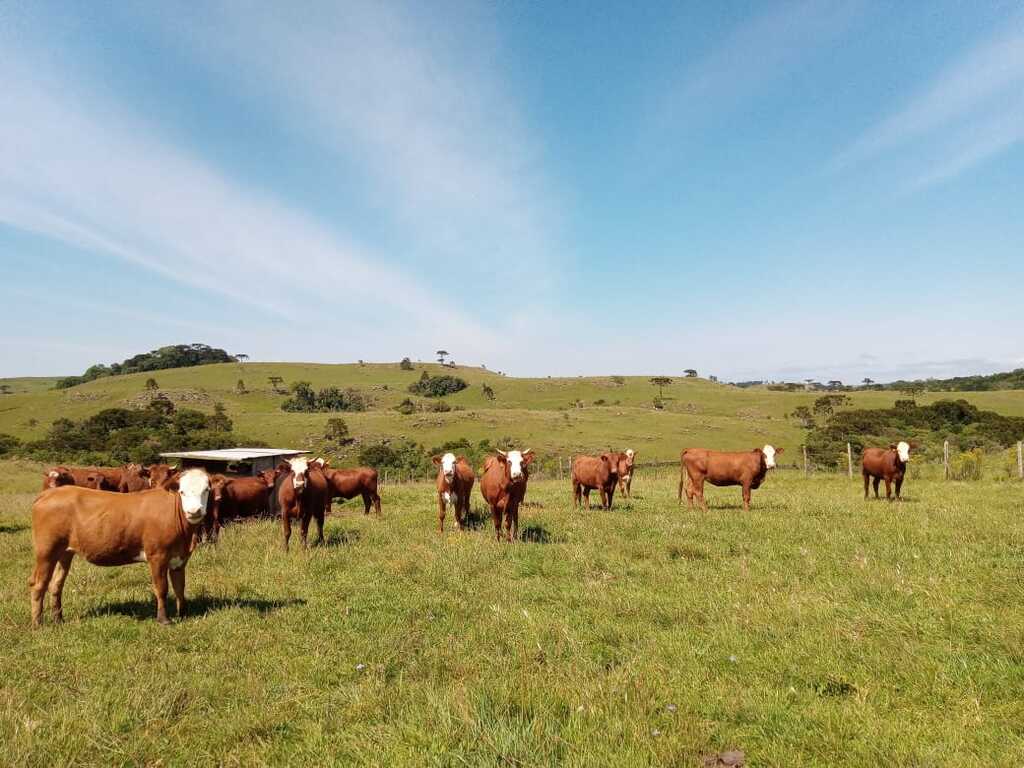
(847, 442, 853, 479)
(803, 445, 808, 476)
(943, 440, 950, 480)
(1018, 441, 1023, 480)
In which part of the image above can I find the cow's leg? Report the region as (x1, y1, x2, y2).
(895, 476, 904, 500)
(148, 559, 171, 625)
(437, 493, 446, 533)
(372, 491, 382, 515)
(606, 484, 615, 510)
(884, 478, 893, 501)
(625, 477, 632, 498)
(583, 487, 591, 510)
(872, 476, 881, 499)
(678, 473, 685, 504)
(48, 551, 74, 624)
(572, 480, 581, 509)
(300, 510, 312, 549)
(314, 508, 325, 546)
(455, 492, 466, 530)
(695, 478, 708, 512)
(863, 471, 870, 499)
(29, 554, 59, 628)
(491, 504, 503, 542)
(282, 508, 293, 551)
(741, 482, 752, 512)
(506, 504, 517, 543)
(170, 567, 186, 619)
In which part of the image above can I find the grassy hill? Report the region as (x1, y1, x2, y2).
(2, 362, 1024, 465)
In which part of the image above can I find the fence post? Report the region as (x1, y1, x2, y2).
(803, 445, 808, 476)
(559, 457, 564, 482)
(847, 442, 853, 479)
(1018, 441, 1023, 480)
(943, 440, 950, 480)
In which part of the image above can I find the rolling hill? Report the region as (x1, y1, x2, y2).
(3, 362, 1024, 467)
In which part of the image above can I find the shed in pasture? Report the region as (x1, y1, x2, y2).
(159, 448, 308, 477)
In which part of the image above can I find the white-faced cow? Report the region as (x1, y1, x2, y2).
(433, 452, 475, 532)
(679, 445, 783, 512)
(480, 449, 534, 542)
(862, 441, 911, 501)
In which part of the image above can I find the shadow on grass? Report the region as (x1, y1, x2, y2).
(322, 527, 362, 547)
(85, 595, 306, 621)
(0, 524, 28, 535)
(461, 507, 491, 531)
(519, 523, 552, 544)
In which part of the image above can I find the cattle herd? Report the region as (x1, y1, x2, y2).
(27, 440, 913, 626)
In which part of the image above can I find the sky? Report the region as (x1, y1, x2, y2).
(1, 1, 1022, 383)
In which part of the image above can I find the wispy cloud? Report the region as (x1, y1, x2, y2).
(834, 13, 1024, 186)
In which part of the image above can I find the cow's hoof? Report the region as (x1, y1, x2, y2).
(157, 617, 172, 626)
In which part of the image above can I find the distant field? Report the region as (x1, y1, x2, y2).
(2, 459, 1023, 765)
(2, 362, 1023, 464)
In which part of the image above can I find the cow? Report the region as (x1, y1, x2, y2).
(41, 467, 111, 491)
(317, 459, 382, 516)
(92, 466, 126, 491)
(433, 452, 475, 532)
(278, 457, 329, 550)
(205, 471, 278, 542)
(679, 446, 783, 512)
(862, 441, 911, 501)
(615, 449, 637, 498)
(29, 467, 212, 626)
(147, 463, 178, 489)
(480, 449, 534, 542)
(41, 467, 77, 491)
(118, 463, 152, 492)
(571, 453, 618, 510)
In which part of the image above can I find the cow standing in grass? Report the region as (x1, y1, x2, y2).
(572, 454, 617, 510)
(278, 458, 328, 550)
(480, 449, 534, 542)
(862, 442, 911, 501)
(206, 470, 279, 542)
(316, 459, 382, 516)
(614, 449, 637, 498)
(433, 452, 475, 531)
(29, 468, 212, 626)
(679, 446, 782, 512)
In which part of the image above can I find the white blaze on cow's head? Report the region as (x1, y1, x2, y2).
(177, 469, 211, 524)
(498, 448, 533, 480)
(896, 441, 911, 463)
(288, 457, 309, 490)
(762, 445, 782, 469)
(440, 452, 457, 482)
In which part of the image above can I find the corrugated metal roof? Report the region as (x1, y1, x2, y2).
(159, 448, 309, 461)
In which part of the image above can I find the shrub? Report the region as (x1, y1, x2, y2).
(395, 398, 417, 415)
(144, 378, 159, 391)
(0, 433, 20, 456)
(325, 418, 350, 442)
(949, 449, 984, 481)
(281, 382, 368, 412)
(482, 383, 495, 401)
(400, 357, 414, 371)
(407, 374, 468, 398)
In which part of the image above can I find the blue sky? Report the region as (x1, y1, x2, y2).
(1, 1, 1022, 382)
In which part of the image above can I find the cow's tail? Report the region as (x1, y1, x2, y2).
(677, 449, 691, 503)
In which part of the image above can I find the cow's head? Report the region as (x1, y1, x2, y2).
(288, 457, 310, 490)
(620, 449, 636, 480)
(209, 474, 230, 505)
(44, 467, 73, 489)
(891, 441, 911, 463)
(176, 468, 212, 524)
(148, 463, 178, 488)
(258, 468, 280, 489)
(497, 449, 534, 482)
(761, 445, 783, 469)
(433, 452, 457, 483)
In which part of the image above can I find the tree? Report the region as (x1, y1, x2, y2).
(862, 378, 874, 386)
(0, 384, 11, 395)
(436, 350, 449, 365)
(325, 417, 349, 442)
(236, 379, 247, 394)
(209, 402, 233, 432)
(400, 357, 414, 371)
(827, 380, 844, 390)
(144, 378, 159, 391)
(236, 354, 249, 363)
(649, 376, 673, 398)
(268, 376, 285, 393)
(684, 369, 698, 378)
(790, 406, 816, 429)
(708, 375, 719, 383)
(482, 383, 495, 401)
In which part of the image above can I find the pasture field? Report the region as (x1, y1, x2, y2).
(3, 362, 1024, 463)
(2, 459, 1023, 766)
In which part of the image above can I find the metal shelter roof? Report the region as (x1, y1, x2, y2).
(158, 448, 308, 462)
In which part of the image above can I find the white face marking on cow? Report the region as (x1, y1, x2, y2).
(48, 470, 59, 478)
(177, 469, 210, 524)
(288, 458, 309, 489)
(169, 556, 185, 570)
(506, 450, 525, 480)
(762, 445, 778, 469)
(896, 441, 910, 462)
(441, 453, 457, 481)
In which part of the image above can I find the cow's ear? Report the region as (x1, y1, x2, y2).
(495, 452, 507, 463)
(456, 455, 467, 463)
(160, 473, 181, 491)
(775, 447, 784, 455)
(432, 455, 442, 465)
(522, 451, 535, 466)
(888, 443, 897, 451)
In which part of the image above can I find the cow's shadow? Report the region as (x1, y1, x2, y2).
(321, 527, 363, 547)
(0, 524, 27, 535)
(461, 507, 490, 531)
(519, 523, 553, 544)
(85, 595, 305, 621)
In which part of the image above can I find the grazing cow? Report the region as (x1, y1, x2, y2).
(433, 452, 475, 531)
(278, 457, 329, 550)
(571, 454, 618, 510)
(41, 467, 76, 491)
(29, 468, 212, 626)
(615, 449, 637, 498)
(318, 460, 382, 516)
(862, 441, 911, 501)
(206, 471, 278, 542)
(480, 449, 534, 542)
(679, 446, 783, 512)
(118, 463, 151, 493)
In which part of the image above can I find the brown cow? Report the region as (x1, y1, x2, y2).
(278, 457, 329, 550)
(41, 467, 77, 491)
(571, 454, 617, 510)
(679, 445, 783, 512)
(29, 468, 212, 626)
(147, 463, 178, 489)
(206, 471, 278, 541)
(43, 467, 111, 490)
(614, 449, 637, 498)
(433, 452, 475, 531)
(480, 449, 534, 542)
(317, 459, 382, 516)
(862, 441, 910, 501)
(91, 466, 125, 491)
(118, 463, 152, 492)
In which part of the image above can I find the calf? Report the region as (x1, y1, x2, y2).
(862, 441, 910, 501)
(615, 449, 637, 498)
(206, 471, 278, 542)
(480, 449, 534, 542)
(319, 461, 382, 516)
(571, 454, 617, 510)
(278, 458, 328, 550)
(147, 463, 178, 490)
(29, 468, 212, 626)
(118, 463, 152, 492)
(679, 446, 782, 512)
(433, 452, 475, 531)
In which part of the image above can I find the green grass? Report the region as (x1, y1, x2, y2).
(2, 459, 1023, 765)
(3, 362, 1024, 463)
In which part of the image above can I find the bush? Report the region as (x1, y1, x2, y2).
(325, 418, 350, 442)
(145, 378, 159, 391)
(407, 374, 468, 398)
(949, 449, 984, 481)
(482, 383, 495, 401)
(281, 382, 368, 412)
(0, 433, 20, 456)
(395, 398, 417, 416)
(400, 357, 414, 371)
